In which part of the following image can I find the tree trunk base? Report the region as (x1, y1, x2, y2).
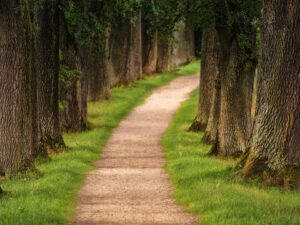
(46, 144, 65, 155)
(0, 173, 4, 195)
(35, 135, 65, 159)
(188, 119, 206, 132)
(208, 142, 218, 156)
(202, 132, 215, 144)
(239, 152, 300, 189)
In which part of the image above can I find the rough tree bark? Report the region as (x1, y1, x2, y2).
(201, 28, 221, 145)
(59, 15, 88, 132)
(189, 27, 220, 132)
(84, 47, 110, 102)
(239, 0, 300, 187)
(203, 9, 258, 157)
(202, 75, 221, 145)
(186, 26, 195, 61)
(35, 0, 64, 156)
(109, 11, 142, 86)
(123, 10, 143, 83)
(142, 29, 158, 75)
(173, 23, 195, 66)
(157, 37, 174, 72)
(212, 36, 256, 157)
(131, 10, 143, 81)
(108, 22, 129, 86)
(0, 0, 35, 173)
(60, 45, 88, 132)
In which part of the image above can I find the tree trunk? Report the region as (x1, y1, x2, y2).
(202, 75, 221, 145)
(60, 45, 88, 132)
(186, 26, 195, 61)
(35, 0, 64, 156)
(213, 37, 256, 157)
(0, 0, 35, 173)
(190, 27, 220, 132)
(123, 10, 143, 83)
(84, 47, 110, 102)
(173, 22, 194, 66)
(157, 37, 174, 72)
(109, 21, 131, 85)
(131, 10, 143, 80)
(142, 30, 158, 75)
(59, 14, 88, 132)
(240, 0, 300, 187)
(109, 11, 142, 86)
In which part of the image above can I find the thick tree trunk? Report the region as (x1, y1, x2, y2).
(142, 30, 158, 75)
(186, 27, 195, 61)
(202, 76, 221, 145)
(109, 11, 142, 86)
(123, 10, 143, 83)
(59, 14, 87, 132)
(35, 0, 64, 156)
(190, 27, 220, 132)
(131, 10, 143, 80)
(60, 45, 88, 132)
(108, 22, 128, 86)
(0, 0, 35, 173)
(240, 0, 300, 187)
(84, 47, 110, 102)
(157, 37, 174, 72)
(213, 37, 256, 157)
(173, 23, 195, 66)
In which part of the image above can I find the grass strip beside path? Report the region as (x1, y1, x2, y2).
(162, 90, 300, 225)
(0, 62, 200, 225)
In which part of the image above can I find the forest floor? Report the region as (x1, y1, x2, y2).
(73, 74, 199, 225)
(0, 62, 200, 225)
(162, 90, 300, 225)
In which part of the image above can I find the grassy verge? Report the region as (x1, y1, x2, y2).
(0, 62, 200, 225)
(162, 90, 300, 225)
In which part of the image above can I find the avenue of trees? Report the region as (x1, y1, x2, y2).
(0, 0, 195, 178)
(0, 0, 299, 190)
(189, 0, 300, 187)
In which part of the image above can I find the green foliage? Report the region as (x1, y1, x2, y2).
(162, 90, 300, 225)
(61, 0, 105, 53)
(58, 64, 81, 111)
(58, 49, 81, 89)
(184, 0, 216, 28)
(112, 0, 142, 24)
(0, 62, 200, 225)
(184, 0, 261, 30)
(61, 0, 141, 53)
(59, 64, 81, 88)
(142, 0, 185, 40)
(184, 0, 262, 63)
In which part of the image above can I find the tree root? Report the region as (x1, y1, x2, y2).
(238, 152, 300, 189)
(188, 118, 206, 132)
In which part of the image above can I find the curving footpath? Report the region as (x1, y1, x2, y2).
(73, 74, 199, 225)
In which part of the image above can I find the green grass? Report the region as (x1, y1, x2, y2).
(162, 90, 300, 225)
(0, 62, 200, 225)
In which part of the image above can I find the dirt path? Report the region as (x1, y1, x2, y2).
(73, 75, 199, 225)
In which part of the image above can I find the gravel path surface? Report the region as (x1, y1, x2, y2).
(73, 75, 199, 225)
